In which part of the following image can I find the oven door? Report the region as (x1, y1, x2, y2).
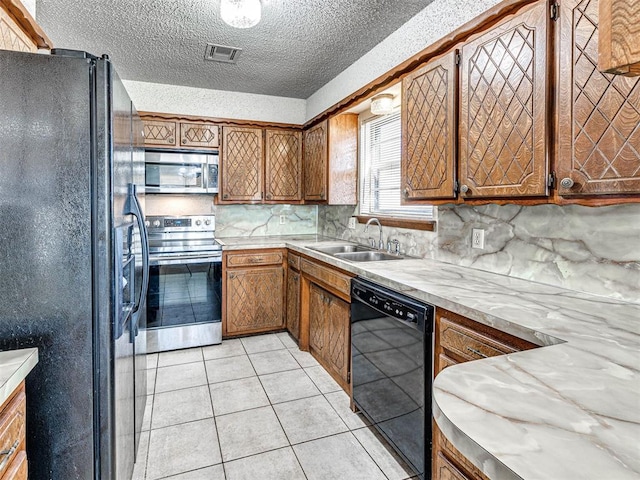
(147, 254, 222, 352)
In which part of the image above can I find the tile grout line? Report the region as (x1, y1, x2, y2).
(202, 350, 226, 479)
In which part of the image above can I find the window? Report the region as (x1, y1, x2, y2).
(359, 111, 434, 220)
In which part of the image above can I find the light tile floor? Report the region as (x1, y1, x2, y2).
(134, 332, 416, 480)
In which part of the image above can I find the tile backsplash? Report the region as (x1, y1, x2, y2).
(319, 203, 640, 303)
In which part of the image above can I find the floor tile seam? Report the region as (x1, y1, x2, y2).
(152, 458, 223, 480)
(265, 390, 323, 407)
(155, 359, 207, 371)
(203, 351, 250, 361)
(220, 443, 300, 467)
(253, 364, 304, 376)
(212, 401, 275, 420)
(148, 415, 218, 434)
(321, 391, 366, 432)
(202, 350, 226, 465)
(154, 380, 211, 395)
(351, 427, 400, 480)
(207, 371, 257, 386)
(253, 373, 297, 450)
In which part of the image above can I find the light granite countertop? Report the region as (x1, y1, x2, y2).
(0, 348, 38, 406)
(218, 236, 640, 480)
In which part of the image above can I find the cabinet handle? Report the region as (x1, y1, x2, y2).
(460, 184, 470, 194)
(466, 346, 488, 358)
(0, 439, 20, 470)
(223, 193, 229, 199)
(168, 137, 175, 143)
(266, 193, 272, 199)
(403, 188, 409, 198)
(182, 138, 188, 144)
(320, 192, 325, 199)
(229, 272, 236, 279)
(560, 177, 574, 189)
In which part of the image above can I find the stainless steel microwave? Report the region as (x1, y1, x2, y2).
(145, 150, 219, 194)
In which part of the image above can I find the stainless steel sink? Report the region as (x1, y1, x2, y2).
(310, 244, 375, 254)
(333, 251, 403, 262)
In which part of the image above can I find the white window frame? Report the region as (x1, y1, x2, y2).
(359, 109, 434, 221)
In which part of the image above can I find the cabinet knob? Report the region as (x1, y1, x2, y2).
(403, 188, 409, 198)
(266, 193, 272, 199)
(320, 192, 325, 199)
(460, 184, 470, 194)
(182, 138, 188, 144)
(168, 137, 174, 143)
(223, 193, 229, 199)
(560, 177, 574, 189)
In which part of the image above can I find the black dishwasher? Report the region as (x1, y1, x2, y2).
(351, 278, 434, 479)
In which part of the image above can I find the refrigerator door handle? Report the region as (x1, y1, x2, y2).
(125, 183, 149, 341)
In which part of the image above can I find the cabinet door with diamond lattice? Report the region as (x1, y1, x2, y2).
(142, 119, 178, 148)
(402, 50, 458, 201)
(308, 284, 327, 357)
(220, 126, 264, 202)
(303, 121, 328, 202)
(180, 122, 219, 149)
(324, 290, 350, 385)
(459, 1, 550, 198)
(225, 266, 284, 335)
(557, 0, 640, 196)
(265, 129, 303, 202)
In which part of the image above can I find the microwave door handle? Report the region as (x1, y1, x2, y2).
(125, 183, 150, 342)
(203, 160, 210, 193)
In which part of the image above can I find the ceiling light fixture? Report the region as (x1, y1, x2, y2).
(370, 93, 394, 115)
(220, 0, 262, 29)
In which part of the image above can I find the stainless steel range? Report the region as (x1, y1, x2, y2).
(146, 215, 222, 352)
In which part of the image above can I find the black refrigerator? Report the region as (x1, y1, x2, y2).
(0, 49, 149, 479)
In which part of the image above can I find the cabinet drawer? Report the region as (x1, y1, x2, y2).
(287, 252, 300, 270)
(439, 318, 516, 361)
(0, 388, 26, 478)
(1, 451, 27, 480)
(300, 258, 352, 298)
(226, 251, 283, 267)
(438, 353, 458, 371)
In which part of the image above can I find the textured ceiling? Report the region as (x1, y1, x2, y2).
(36, 0, 434, 99)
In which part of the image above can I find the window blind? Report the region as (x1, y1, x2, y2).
(360, 111, 434, 220)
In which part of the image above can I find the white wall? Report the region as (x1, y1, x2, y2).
(305, 0, 502, 121)
(123, 80, 307, 125)
(22, 0, 36, 18)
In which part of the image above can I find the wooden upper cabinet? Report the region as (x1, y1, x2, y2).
(303, 120, 328, 202)
(459, 0, 550, 199)
(598, 0, 640, 76)
(327, 114, 358, 205)
(220, 126, 264, 202)
(402, 50, 458, 201)
(143, 119, 178, 148)
(303, 114, 358, 205)
(180, 122, 219, 149)
(0, 0, 51, 53)
(265, 129, 303, 202)
(557, 0, 640, 196)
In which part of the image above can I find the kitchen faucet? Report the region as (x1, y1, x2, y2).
(364, 218, 384, 250)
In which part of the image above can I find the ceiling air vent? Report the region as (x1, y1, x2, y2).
(204, 43, 243, 64)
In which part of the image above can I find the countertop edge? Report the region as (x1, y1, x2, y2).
(0, 348, 38, 406)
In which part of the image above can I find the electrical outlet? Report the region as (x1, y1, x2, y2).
(348, 217, 357, 229)
(472, 228, 485, 249)
(279, 215, 286, 225)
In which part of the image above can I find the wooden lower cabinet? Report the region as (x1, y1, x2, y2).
(286, 267, 301, 341)
(0, 382, 27, 480)
(223, 249, 285, 337)
(299, 255, 354, 392)
(308, 284, 350, 387)
(433, 309, 538, 480)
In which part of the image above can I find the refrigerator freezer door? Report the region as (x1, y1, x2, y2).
(0, 51, 95, 479)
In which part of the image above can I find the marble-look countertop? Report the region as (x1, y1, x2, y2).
(0, 348, 38, 406)
(218, 236, 640, 479)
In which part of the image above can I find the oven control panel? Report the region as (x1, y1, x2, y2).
(145, 215, 215, 232)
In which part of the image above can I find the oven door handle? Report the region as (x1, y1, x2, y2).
(150, 253, 222, 266)
(125, 183, 149, 341)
